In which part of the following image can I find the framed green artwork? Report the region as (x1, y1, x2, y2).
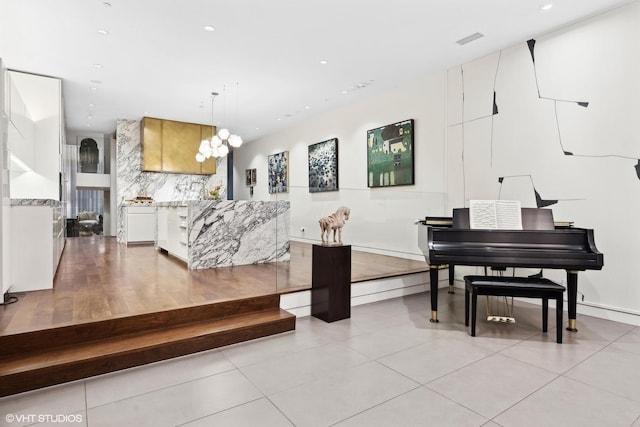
(366, 119, 414, 187)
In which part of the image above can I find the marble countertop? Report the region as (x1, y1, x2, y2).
(155, 199, 230, 207)
(120, 201, 157, 207)
(155, 201, 193, 207)
(11, 199, 62, 207)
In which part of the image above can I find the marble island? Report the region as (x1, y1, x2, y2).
(156, 200, 290, 269)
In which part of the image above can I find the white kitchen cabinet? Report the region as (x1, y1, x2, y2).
(125, 205, 155, 243)
(11, 201, 65, 292)
(156, 205, 188, 262)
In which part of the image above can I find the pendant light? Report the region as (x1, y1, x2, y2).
(195, 87, 242, 162)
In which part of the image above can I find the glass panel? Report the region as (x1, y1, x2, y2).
(273, 185, 445, 293)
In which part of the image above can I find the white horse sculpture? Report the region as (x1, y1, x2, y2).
(319, 206, 351, 245)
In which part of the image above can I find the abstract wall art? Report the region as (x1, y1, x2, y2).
(268, 151, 289, 193)
(245, 168, 257, 186)
(308, 138, 338, 192)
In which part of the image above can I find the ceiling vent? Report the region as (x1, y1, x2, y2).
(456, 32, 484, 45)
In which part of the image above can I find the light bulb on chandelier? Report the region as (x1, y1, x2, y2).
(217, 128, 230, 140)
(228, 134, 243, 148)
(195, 85, 243, 162)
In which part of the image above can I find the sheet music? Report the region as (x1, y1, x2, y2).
(469, 200, 522, 230)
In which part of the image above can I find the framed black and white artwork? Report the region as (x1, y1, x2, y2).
(308, 138, 338, 192)
(268, 151, 288, 193)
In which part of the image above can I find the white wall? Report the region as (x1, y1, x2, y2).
(8, 71, 61, 200)
(0, 59, 10, 297)
(447, 2, 640, 320)
(234, 2, 640, 323)
(233, 74, 448, 259)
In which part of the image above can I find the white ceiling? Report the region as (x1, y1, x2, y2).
(0, 0, 632, 143)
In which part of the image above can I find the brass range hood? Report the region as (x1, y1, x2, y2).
(141, 117, 216, 175)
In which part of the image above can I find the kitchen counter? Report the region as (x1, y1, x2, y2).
(11, 198, 62, 207)
(156, 200, 290, 269)
(10, 199, 65, 291)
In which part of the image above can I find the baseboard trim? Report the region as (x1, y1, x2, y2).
(280, 272, 443, 318)
(281, 272, 640, 327)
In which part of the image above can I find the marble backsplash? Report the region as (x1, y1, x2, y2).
(116, 119, 227, 237)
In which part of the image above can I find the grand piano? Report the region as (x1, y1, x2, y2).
(417, 208, 603, 332)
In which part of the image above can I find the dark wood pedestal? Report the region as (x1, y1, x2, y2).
(311, 244, 352, 322)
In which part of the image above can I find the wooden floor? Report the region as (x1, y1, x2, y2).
(0, 237, 428, 336)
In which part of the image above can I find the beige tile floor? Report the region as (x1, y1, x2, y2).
(2, 289, 640, 427)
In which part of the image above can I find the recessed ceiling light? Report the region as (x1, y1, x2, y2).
(341, 90, 348, 94)
(86, 123, 92, 127)
(90, 87, 97, 91)
(319, 59, 328, 65)
(89, 103, 95, 107)
(456, 32, 484, 45)
(93, 63, 103, 68)
(304, 106, 311, 110)
(97, 28, 109, 35)
(88, 114, 94, 119)
(540, 3, 553, 11)
(204, 25, 215, 32)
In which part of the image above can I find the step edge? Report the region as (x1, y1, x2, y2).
(0, 317, 296, 397)
(0, 294, 283, 355)
(0, 310, 295, 373)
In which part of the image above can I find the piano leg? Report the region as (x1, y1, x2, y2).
(429, 267, 439, 322)
(448, 265, 455, 294)
(566, 270, 579, 332)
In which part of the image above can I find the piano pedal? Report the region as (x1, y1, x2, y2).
(487, 315, 516, 323)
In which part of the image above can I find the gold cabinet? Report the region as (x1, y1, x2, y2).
(141, 117, 162, 171)
(200, 125, 217, 174)
(141, 117, 216, 175)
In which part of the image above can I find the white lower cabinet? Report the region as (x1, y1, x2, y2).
(125, 206, 155, 243)
(156, 205, 188, 262)
(11, 203, 65, 292)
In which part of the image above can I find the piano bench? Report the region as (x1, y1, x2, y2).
(463, 276, 565, 343)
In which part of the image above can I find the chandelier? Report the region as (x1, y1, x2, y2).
(196, 90, 243, 162)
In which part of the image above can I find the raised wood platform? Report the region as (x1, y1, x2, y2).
(0, 237, 427, 397)
(0, 294, 295, 397)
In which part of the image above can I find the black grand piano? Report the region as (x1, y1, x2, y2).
(417, 208, 603, 332)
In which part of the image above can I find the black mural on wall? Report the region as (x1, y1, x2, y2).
(497, 175, 584, 208)
(497, 175, 556, 208)
(528, 38, 639, 180)
(528, 39, 588, 156)
(453, 38, 639, 208)
(452, 51, 503, 202)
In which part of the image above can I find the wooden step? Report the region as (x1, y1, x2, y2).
(0, 294, 296, 397)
